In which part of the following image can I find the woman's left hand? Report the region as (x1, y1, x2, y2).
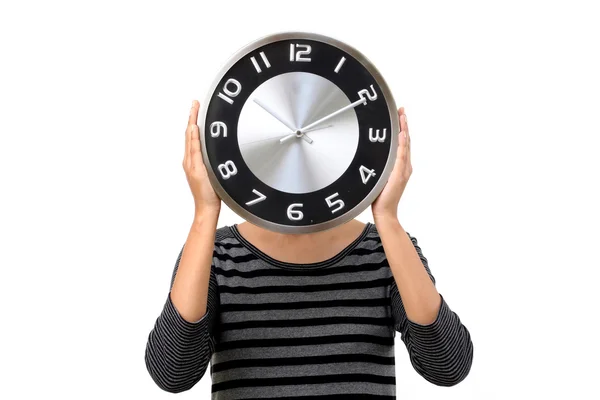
(371, 107, 412, 222)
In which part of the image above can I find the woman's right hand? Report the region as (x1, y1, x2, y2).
(183, 100, 221, 215)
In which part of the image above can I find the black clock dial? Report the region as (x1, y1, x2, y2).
(200, 34, 397, 233)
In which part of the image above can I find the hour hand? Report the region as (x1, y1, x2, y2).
(253, 98, 297, 133)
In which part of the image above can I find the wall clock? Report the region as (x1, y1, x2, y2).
(199, 32, 398, 234)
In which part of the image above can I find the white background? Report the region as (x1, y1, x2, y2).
(1, 0, 599, 399)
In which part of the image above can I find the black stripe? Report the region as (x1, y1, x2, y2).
(214, 252, 260, 264)
(212, 353, 395, 372)
(212, 373, 396, 392)
(351, 247, 385, 256)
(219, 277, 394, 294)
(214, 258, 388, 278)
(219, 239, 382, 253)
(236, 395, 395, 400)
(215, 334, 394, 351)
(220, 297, 390, 312)
(237, 396, 394, 400)
(217, 241, 246, 250)
(220, 316, 394, 331)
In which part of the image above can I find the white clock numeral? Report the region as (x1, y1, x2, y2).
(358, 84, 378, 105)
(359, 165, 377, 184)
(325, 192, 345, 214)
(368, 128, 386, 142)
(210, 121, 227, 138)
(287, 203, 304, 221)
(290, 43, 311, 62)
(218, 160, 238, 180)
(334, 56, 346, 73)
(245, 189, 266, 206)
(217, 78, 242, 104)
(250, 52, 271, 73)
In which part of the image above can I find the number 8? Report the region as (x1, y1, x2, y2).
(218, 160, 237, 180)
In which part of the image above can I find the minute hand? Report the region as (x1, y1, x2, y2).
(299, 97, 366, 133)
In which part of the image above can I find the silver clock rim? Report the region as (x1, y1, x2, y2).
(199, 31, 399, 234)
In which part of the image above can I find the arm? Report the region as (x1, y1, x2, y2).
(376, 217, 474, 386)
(145, 100, 222, 392)
(145, 211, 220, 393)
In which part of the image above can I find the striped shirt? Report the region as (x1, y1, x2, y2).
(145, 222, 473, 398)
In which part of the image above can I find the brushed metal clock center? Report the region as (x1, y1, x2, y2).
(237, 71, 359, 194)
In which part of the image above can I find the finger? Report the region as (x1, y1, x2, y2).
(184, 102, 196, 168)
(398, 108, 407, 134)
(396, 108, 403, 148)
(402, 114, 409, 146)
(397, 122, 408, 162)
(406, 126, 411, 167)
(401, 114, 409, 161)
(404, 114, 411, 168)
(190, 124, 203, 170)
(188, 100, 200, 127)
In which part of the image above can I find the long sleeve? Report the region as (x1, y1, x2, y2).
(144, 243, 220, 393)
(390, 233, 474, 386)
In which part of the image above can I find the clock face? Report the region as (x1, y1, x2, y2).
(200, 32, 398, 233)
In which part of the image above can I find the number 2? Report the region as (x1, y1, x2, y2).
(358, 85, 377, 105)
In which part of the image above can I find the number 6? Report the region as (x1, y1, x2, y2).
(287, 203, 304, 220)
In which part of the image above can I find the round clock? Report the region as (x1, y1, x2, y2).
(199, 32, 398, 234)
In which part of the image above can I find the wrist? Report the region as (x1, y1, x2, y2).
(192, 207, 220, 228)
(373, 213, 401, 229)
(373, 211, 400, 226)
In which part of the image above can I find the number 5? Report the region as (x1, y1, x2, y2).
(325, 193, 345, 214)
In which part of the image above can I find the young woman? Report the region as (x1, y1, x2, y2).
(145, 100, 473, 398)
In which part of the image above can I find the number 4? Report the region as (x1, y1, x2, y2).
(359, 165, 376, 184)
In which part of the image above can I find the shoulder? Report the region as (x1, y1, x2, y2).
(212, 225, 243, 254)
(215, 225, 236, 243)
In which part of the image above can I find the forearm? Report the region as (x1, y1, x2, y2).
(170, 209, 220, 323)
(375, 215, 441, 325)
